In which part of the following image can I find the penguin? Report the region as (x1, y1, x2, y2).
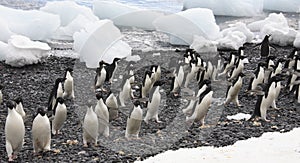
(5, 101, 25, 162)
(83, 104, 98, 147)
(290, 76, 300, 103)
(182, 79, 211, 115)
(238, 46, 245, 56)
(287, 69, 300, 91)
(248, 62, 266, 94)
(63, 68, 74, 99)
(284, 49, 298, 72)
(14, 97, 26, 120)
(219, 52, 237, 76)
(94, 93, 109, 138)
(184, 59, 199, 88)
(141, 70, 153, 98)
(0, 84, 3, 104)
(105, 92, 119, 121)
(271, 74, 285, 109)
(150, 65, 161, 83)
(269, 58, 285, 78)
(175, 62, 185, 88)
(95, 61, 107, 90)
(104, 58, 121, 84)
(48, 78, 66, 111)
(144, 81, 165, 123)
(52, 97, 67, 135)
(32, 107, 51, 153)
(119, 79, 132, 107)
(124, 61, 135, 84)
(125, 100, 143, 139)
(251, 75, 283, 121)
(256, 34, 276, 58)
(169, 76, 180, 97)
(263, 55, 276, 83)
(224, 73, 245, 107)
(186, 84, 213, 126)
(228, 55, 248, 80)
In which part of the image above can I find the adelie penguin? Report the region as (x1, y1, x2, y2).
(150, 65, 161, 83)
(186, 83, 213, 127)
(224, 73, 245, 107)
(48, 77, 66, 111)
(63, 68, 74, 99)
(248, 62, 266, 95)
(228, 55, 249, 81)
(105, 91, 119, 121)
(125, 100, 143, 139)
(104, 58, 121, 84)
(290, 75, 300, 103)
(251, 75, 283, 121)
(255, 34, 276, 58)
(184, 59, 199, 88)
(32, 107, 51, 154)
(119, 78, 133, 107)
(5, 101, 25, 162)
(83, 102, 98, 147)
(0, 84, 3, 105)
(141, 70, 153, 98)
(15, 97, 26, 121)
(95, 61, 107, 91)
(94, 93, 109, 138)
(52, 97, 67, 135)
(144, 81, 165, 124)
(219, 52, 237, 76)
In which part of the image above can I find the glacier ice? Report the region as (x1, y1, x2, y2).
(248, 13, 297, 46)
(0, 19, 15, 42)
(93, 0, 165, 30)
(264, 0, 300, 13)
(293, 32, 300, 48)
(0, 41, 8, 60)
(153, 8, 221, 45)
(73, 20, 132, 68)
(40, 1, 99, 40)
(190, 35, 218, 53)
(183, 0, 263, 17)
(0, 5, 60, 41)
(4, 35, 50, 67)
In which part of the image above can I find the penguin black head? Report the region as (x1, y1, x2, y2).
(267, 55, 276, 60)
(96, 92, 103, 100)
(66, 68, 73, 72)
(238, 72, 246, 78)
(133, 100, 141, 107)
(113, 58, 121, 63)
(56, 97, 64, 104)
(150, 65, 158, 72)
(189, 59, 197, 67)
(99, 60, 108, 67)
(198, 79, 211, 88)
(37, 107, 47, 116)
(144, 70, 153, 78)
(56, 77, 66, 84)
(14, 97, 23, 104)
(153, 80, 165, 87)
(258, 62, 267, 68)
(6, 101, 15, 110)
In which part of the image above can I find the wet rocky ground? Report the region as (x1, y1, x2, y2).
(1, 43, 300, 162)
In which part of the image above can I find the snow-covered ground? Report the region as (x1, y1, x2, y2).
(137, 127, 300, 163)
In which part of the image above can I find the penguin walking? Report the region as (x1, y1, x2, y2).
(150, 65, 161, 83)
(48, 78, 66, 111)
(290, 76, 300, 103)
(169, 76, 181, 97)
(224, 73, 245, 107)
(125, 100, 143, 139)
(251, 75, 283, 121)
(228, 55, 248, 81)
(63, 68, 74, 99)
(15, 97, 26, 120)
(186, 84, 213, 127)
(255, 35, 276, 58)
(83, 104, 98, 147)
(263, 55, 276, 83)
(105, 92, 119, 121)
(270, 58, 285, 78)
(0, 85, 3, 104)
(94, 93, 109, 138)
(5, 101, 25, 162)
(284, 49, 298, 74)
(52, 97, 67, 135)
(219, 52, 237, 76)
(95, 61, 107, 90)
(141, 70, 153, 98)
(119, 79, 132, 107)
(248, 62, 266, 94)
(184, 59, 199, 88)
(144, 81, 164, 124)
(32, 107, 51, 154)
(271, 74, 284, 109)
(104, 58, 121, 84)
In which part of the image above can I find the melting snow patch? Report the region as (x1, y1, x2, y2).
(227, 113, 251, 121)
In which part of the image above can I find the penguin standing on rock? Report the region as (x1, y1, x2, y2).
(104, 58, 121, 84)
(251, 75, 283, 121)
(248, 62, 266, 94)
(48, 78, 66, 111)
(228, 55, 248, 80)
(169, 76, 181, 97)
(0, 85, 3, 104)
(118, 79, 133, 107)
(63, 68, 74, 99)
(255, 35, 276, 58)
(224, 73, 245, 107)
(141, 70, 153, 98)
(5, 101, 25, 162)
(32, 107, 51, 154)
(144, 81, 165, 124)
(15, 97, 26, 120)
(94, 93, 109, 138)
(105, 92, 119, 121)
(83, 103, 98, 147)
(52, 97, 67, 135)
(125, 100, 143, 139)
(95, 61, 107, 91)
(219, 52, 237, 76)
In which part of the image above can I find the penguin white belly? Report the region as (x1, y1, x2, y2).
(57, 83, 63, 98)
(52, 104, 67, 134)
(5, 110, 25, 158)
(142, 76, 152, 98)
(96, 69, 106, 88)
(83, 108, 98, 146)
(16, 103, 26, 120)
(32, 115, 51, 152)
(144, 92, 161, 122)
(225, 80, 242, 105)
(119, 80, 131, 106)
(177, 66, 184, 87)
(290, 74, 297, 91)
(95, 100, 109, 137)
(184, 71, 196, 88)
(182, 100, 196, 115)
(125, 107, 143, 138)
(230, 63, 243, 80)
(63, 78, 74, 98)
(272, 82, 281, 109)
(0, 90, 2, 104)
(260, 86, 276, 120)
(297, 87, 300, 103)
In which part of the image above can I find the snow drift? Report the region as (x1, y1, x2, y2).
(73, 20, 132, 68)
(93, 0, 165, 30)
(182, 0, 263, 17)
(153, 8, 221, 45)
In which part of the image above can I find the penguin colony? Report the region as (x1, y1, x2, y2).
(1, 35, 300, 161)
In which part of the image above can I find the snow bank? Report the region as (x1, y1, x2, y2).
(138, 127, 300, 163)
(182, 0, 263, 17)
(294, 32, 300, 48)
(73, 20, 131, 68)
(153, 8, 221, 45)
(0, 41, 8, 60)
(93, 0, 165, 30)
(190, 35, 218, 53)
(227, 113, 251, 120)
(3, 35, 50, 67)
(248, 13, 297, 46)
(0, 5, 60, 41)
(264, 0, 300, 13)
(0, 19, 15, 42)
(40, 1, 99, 40)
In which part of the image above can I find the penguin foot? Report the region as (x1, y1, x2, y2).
(8, 156, 14, 162)
(156, 120, 162, 123)
(199, 125, 210, 129)
(83, 144, 88, 148)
